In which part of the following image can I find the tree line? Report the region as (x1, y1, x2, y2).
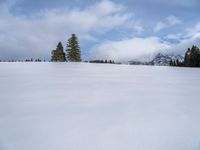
(51, 34, 81, 62)
(89, 60, 115, 64)
(170, 45, 200, 67)
(0, 59, 45, 62)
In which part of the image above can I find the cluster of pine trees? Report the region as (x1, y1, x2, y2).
(89, 60, 115, 64)
(0, 59, 45, 62)
(51, 34, 81, 62)
(184, 45, 200, 67)
(170, 45, 200, 67)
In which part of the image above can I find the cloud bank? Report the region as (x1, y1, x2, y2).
(154, 16, 182, 32)
(91, 37, 170, 62)
(0, 0, 140, 60)
(0, 0, 199, 62)
(91, 22, 200, 62)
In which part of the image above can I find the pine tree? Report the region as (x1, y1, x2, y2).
(66, 34, 81, 62)
(51, 42, 66, 62)
(184, 48, 190, 66)
(183, 45, 200, 67)
(169, 60, 173, 66)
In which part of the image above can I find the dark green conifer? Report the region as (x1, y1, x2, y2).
(184, 48, 190, 66)
(170, 60, 173, 66)
(51, 42, 66, 62)
(66, 34, 81, 62)
(182, 45, 200, 67)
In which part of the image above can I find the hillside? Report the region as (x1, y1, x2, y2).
(0, 63, 200, 150)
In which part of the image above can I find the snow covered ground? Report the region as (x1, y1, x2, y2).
(0, 62, 200, 150)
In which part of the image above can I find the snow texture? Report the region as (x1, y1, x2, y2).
(0, 62, 200, 150)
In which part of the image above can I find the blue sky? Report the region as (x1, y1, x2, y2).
(0, 0, 200, 61)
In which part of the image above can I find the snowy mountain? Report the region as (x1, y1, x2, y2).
(152, 53, 184, 66)
(129, 53, 184, 66)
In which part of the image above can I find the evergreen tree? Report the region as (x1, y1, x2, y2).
(176, 59, 180, 66)
(190, 45, 200, 67)
(51, 42, 66, 62)
(182, 45, 200, 67)
(169, 60, 173, 66)
(184, 48, 190, 66)
(66, 34, 81, 62)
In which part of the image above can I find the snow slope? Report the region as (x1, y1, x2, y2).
(0, 62, 200, 150)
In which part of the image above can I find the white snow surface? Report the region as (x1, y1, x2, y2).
(0, 62, 200, 150)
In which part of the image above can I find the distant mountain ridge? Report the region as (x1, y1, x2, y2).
(129, 53, 184, 66)
(152, 53, 184, 66)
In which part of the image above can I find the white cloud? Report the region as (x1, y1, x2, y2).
(167, 22, 200, 54)
(0, 0, 199, 62)
(91, 22, 200, 62)
(91, 37, 170, 62)
(0, 0, 138, 60)
(154, 15, 182, 32)
(184, 22, 200, 38)
(165, 33, 183, 41)
(125, 20, 144, 34)
(165, 22, 200, 41)
(166, 15, 182, 25)
(154, 22, 166, 33)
